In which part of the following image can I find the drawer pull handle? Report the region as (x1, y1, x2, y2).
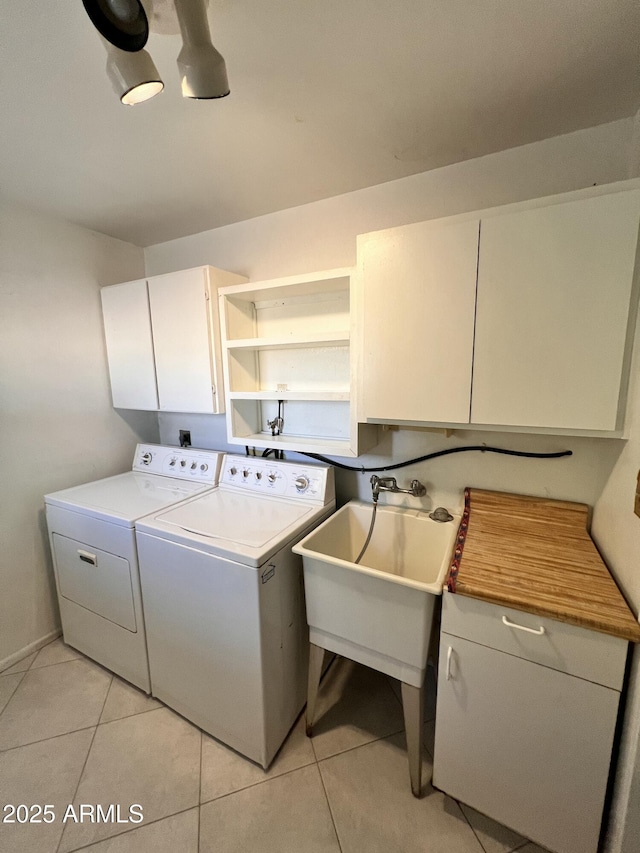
(502, 615, 545, 635)
(78, 550, 97, 566)
(446, 646, 454, 681)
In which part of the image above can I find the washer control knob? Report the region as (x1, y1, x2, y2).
(141, 452, 152, 465)
(242, 469, 250, 479)
(255, 471, 262, 480)
(200, 463, 208, 472)
(169, 458, 177, 467)
(229, 466, 237, 476)
(267, 472, 277, 484)
(191, 462, 197, 470)
(180, 460, 187, 467)
(294, 475, 310, 493)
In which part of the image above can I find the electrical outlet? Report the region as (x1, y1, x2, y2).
(179, 430, 191, 448)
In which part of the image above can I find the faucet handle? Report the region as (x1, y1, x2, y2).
(410, 479, 427, 497)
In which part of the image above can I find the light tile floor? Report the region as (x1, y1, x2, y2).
(0, 638, 550, 853)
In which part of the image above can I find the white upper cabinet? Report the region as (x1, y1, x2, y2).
(356, 181, 640, 434)
(101, 278, 158, 410)
(101, 266, 247, 414)
(357, 218, 479, 424)
(472, 190, 640, 430)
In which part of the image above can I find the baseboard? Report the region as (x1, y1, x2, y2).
(0, 629, 62, 673)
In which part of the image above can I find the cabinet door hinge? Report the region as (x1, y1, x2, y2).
(204, 288, 210, 301)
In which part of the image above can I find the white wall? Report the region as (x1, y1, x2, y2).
(146, 118, 634, 280)
(146, 117, 640, 853)
(0, 198, 159, 667)
(592, 110, 640, 853)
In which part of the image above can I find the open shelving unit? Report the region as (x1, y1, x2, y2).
(219, 268, 375, 457)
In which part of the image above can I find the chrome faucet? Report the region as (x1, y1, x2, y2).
(370, 475, 426, 503)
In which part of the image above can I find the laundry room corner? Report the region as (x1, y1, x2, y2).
(0, 199, 159, 669)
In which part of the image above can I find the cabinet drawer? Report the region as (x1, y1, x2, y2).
(442, 592, 627, 689)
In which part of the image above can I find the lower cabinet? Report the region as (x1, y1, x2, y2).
(433, 593, 627, 853)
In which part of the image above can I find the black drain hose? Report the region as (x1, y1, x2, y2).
(301, 445, 572, 473)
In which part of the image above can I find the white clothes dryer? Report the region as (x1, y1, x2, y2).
(45, 444, 224, 692)
(135, 453, 335, 768)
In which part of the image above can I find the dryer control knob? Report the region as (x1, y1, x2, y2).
(180, 460, 187, 467)
(141, 452, 152, 465)
(294, 476, 309, 493)
(191, 462, 197, 470)
(242, 469, 250, 479)
(200, 463, 208, 472)
(255, 471, 262, 480)
(267, 472, 277, 484)
(169, 458, 177, 466)
(229, 467, 237, 476)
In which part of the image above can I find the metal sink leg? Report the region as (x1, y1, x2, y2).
(401, 680, 424, 797)
(306, 643, 326, 737)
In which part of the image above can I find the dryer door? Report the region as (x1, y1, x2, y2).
(52, 534, 137, 631)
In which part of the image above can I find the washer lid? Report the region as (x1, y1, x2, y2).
(137, 488, 331, 566)
(158, 489, 313, 547)
(45, 472, 213, 526)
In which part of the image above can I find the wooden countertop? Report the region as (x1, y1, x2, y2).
(446, 488, 640, 643)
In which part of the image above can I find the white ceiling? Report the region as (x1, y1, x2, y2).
(1, 1, 639, 247)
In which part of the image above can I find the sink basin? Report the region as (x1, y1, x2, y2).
(293, 500, 460, 687)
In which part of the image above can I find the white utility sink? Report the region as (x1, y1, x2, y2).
(293, 499, 460, 688)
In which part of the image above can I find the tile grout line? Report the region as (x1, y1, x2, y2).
(0, 669, 27, 722)
(28, 656, 85, 672)
(197, 730, 203, 853)
(0, 701, 166, 755)
(99, 700, 164, 727)
(457, 801, 493, 853)
(312, 725, 406, 766)
(316, 756, 345, 853)
(62, 805, 198, 853)
(198, 755, 319, 808)
(0, 723, 99, 755)
(54, 674, 114, 853)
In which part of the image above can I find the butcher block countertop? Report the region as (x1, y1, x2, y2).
(446, 488, 640, 643)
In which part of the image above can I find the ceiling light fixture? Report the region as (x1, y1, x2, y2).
(83, 0, 228, 105)
(83, 0, 164, 105)
(103, 39, 164, 105)
(173, 0, 229, 99)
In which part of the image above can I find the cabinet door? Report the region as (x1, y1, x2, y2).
(101, 279, 159, 410)
(471, 191, 640, 430)
(148, 269, 216, 413)
(433, 633, 619, 853)
(358, 218, 479, 424)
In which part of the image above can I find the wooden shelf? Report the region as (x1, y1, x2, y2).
(219, 268, 352, 304)
(228, 391, 350, 402)
(225, 332, 350, 351)
(226, 431, 355, 457)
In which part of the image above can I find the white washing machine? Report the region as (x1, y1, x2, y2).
(45, 444, 224, 692)
(135, 453, 335, 768)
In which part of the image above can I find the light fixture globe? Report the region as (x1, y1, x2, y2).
(177, 42, 229, 99)
(104, 42, 164, 104)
